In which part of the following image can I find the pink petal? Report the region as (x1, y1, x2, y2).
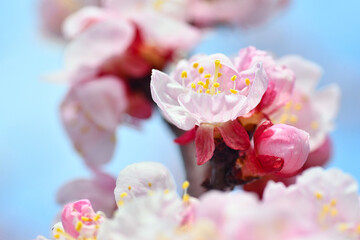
(126, 93, 152, 119)
(151, 70, 196, 130)
(64, 18, 135, 72)
(61, 89, 117, 167)
(75, 76, 128, 131)
(114, 162, 176, 205)
(195, 125, 215, 165)
(277, 55, 323, 94)
(57, 172, 117, 218)
(217, 120, 250, 150)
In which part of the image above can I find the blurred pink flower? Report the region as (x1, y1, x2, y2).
(60, 75, 128, 167)
(39, 0, 101, 38)
(57, 171, 117, 217)
(187, 0, 289, 27)
(236, 46, 295, 115)
(272, 55, 341, 152)
(61, 199, 104, 238)
(264, 167, 360, 236)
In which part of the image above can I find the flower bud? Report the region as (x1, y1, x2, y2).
(61, 199, 103, 238)
(255, 124, 310, 176)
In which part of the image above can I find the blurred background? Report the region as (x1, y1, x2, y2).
(0, 0, 359, 239)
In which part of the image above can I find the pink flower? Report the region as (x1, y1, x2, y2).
(187, 0, 289, 27)
(60, 75, 128, 167)
(151, 53, 268, 164)
(236, 46, 295, 115)
(253, 121, 310, 176)
(57, 171, 117, 218)
(272, 55, 341, 152)
(61, 199, 104, 239)
(39, 0, 101, 38)
(264, 167, 360, 236)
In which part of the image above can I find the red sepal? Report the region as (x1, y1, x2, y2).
(217, 120, 250, 150)
(253, 120, 273, 146)
(256, 155, 284, 174)
(195, 125, 215, 165)
(174, 127, 197, 145)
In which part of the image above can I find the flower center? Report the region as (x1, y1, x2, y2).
(180, 60, 252, 95)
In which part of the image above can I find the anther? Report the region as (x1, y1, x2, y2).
(183, 193, 190, 203)
(217, 73, 222, 77)
(330, 199, 337, 207)
(230, 89, 238, 94)
(54, 234, 60, 239)
(204, 74, 211, 79)
(213, 82, 220, 88)
(294, 103, 302, 111)
(290, 115, 298, 123)
(181, 71, 187, 78)
(193, 63, 199, 68)
(81, 216, 91, 222)
(315, 192, 323, 200)
(182, 181, 190, 189)
(231, 75, 237, 81)
(148, 182, 152, 187)
(120, 192, 128, 198)
(206, 89, 210, 94)
(128, 186, 132, 190)
(311, 121, 319, 130)
(197, 81, 205, 86)
(75, 221, 83, 232)
(245, 78, 251, 86)
(198, 67, 204, 74)
(214, 60, 221, 66)
(191, 83, 196, 89)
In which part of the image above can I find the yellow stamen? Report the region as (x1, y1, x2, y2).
(290, 115, 298, 123)
(356, 224, 360, 233)
(197, 81, 205, 86)
(120, 192, 128, 198)
(214, 60, 221, 66)
(315, 192, 323, 200)
(148, 182, 152, 187)
(231, 75, 237, 81)
(193, 62, 199, 68)
(280, 114, 288, 124)
(322, 204, 330, 213)
(81, 216, 91, 222)
(206, 89, 210, 94)
(199, 89, 203, 93)
(218, 91, 222, 93)
(117, 200, 124, 206)
(245, 78, 251, 86)
(284, 101, 292, 110)
(330, 199, 337, 207)
(75, 221, 83, 232)
(181, 71, 187, 78)
(182, 181, 190, 190)
(164, 189, 170, 194)
(191, 83, 196, 89)
(54, 234, 60, 239)
(331, 209, 338, 217)
(94, 214, 101, 221)
(128, 186, 132, 190)
(294, 103, 303, 111)
(338, 223, 348, 232)
(311, 121, 319, 130)
(230, 89, 238, 94)
(183, 193, 190, 203)
(198, 67, 204, 74)
(213, 82, 220, 88)
(217, 73, 222, 77)
(204, 74, 211, 79)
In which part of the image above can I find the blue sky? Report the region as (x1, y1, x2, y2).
(0, 1, 359, 239)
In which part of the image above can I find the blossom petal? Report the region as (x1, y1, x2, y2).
(195, 125, 215, 165)
(151, 70, 196, 130)
(75, 76, 128, 131)
(56, 171, 117, 217)
(114, 162, 176, 206)
(277, 55, 323, 94)
(64, 18, 135, 71)
(217, 120, 250, 150)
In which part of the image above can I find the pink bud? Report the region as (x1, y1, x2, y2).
(61, 199, 103, 238)
(255, 124, 310, 177)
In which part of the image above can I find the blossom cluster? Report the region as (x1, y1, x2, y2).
(37, 162, 360, 240)
(151, 46, 340, 190)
